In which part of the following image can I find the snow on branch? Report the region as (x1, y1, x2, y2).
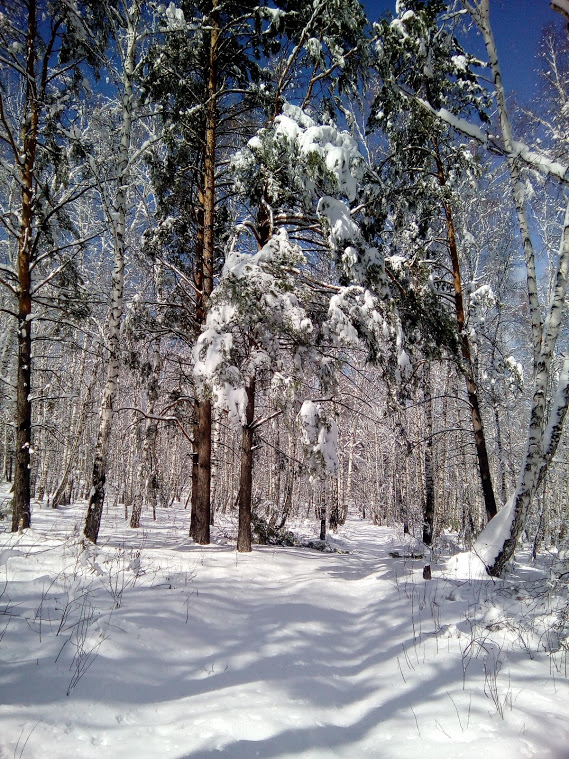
(299, 400, 338, 475)
(412, 95, 569, 186)
(552, 0, 569, 21)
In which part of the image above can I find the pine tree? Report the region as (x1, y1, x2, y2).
(143, 0, 276, 544)
(145, 0, 371, 546)
(369, 0, 498, 524)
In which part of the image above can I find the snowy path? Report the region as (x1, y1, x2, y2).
(0, 502, 568, 758)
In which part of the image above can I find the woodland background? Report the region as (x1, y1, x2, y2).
(1, 0, 569, 578)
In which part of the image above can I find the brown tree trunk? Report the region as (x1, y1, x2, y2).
(190, 1, 218, 545)
(435, 147, 498, 523)
(192, 399, 212, 543)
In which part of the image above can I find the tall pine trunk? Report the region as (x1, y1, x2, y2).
(190, 0, 218, 545)
(234, 190, 271, 551)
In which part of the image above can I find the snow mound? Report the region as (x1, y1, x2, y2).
(445, 497, 516, 579)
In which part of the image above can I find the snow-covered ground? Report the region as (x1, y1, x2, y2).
(1, 492, 568, 759)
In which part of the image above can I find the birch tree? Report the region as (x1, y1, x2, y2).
(456, 0, 569, 574)
(83, 0, 162, 543)
(0, 0, 106, 531)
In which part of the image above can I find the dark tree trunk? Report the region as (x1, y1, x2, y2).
(237, 378, 255, 552)
(12, 0, 38, 532)
(435, 146, 498, 523)
(493, 401, 508, 504)
(320, 504, 327, 541)
(13, 305, 32, 532)
(422, 368, 435, 545)
(192, 399, 212, 544)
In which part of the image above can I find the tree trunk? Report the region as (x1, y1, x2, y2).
(1, 326, 17, 483)
(131, 271, 162, 528)
(422, 367, 435, 545)
(492, 399, 508, 504)
(52, 349, 92, 509)
(12, 0, 39, 532)
(210, 411, 222, 526)
(190, 1, 218, 545)
(237, 378, 255, 552)
(84, 5, 139, 543)
(329, 474, 340, 531)
(319, 483, 327, 541)
(466, 1, 569, 573)
(190, 400, 212, 543)
(277, 435, 296, 529)
(434, 146, 498, 524)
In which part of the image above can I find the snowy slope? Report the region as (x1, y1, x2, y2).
(0, 496, 568, 759)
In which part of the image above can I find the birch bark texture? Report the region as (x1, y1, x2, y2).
(84, 2, 141, 543)
(2, 0, 101, 530)
(463, 0, 569, 575)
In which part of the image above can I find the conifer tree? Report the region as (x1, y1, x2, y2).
(369, 0, 498, 525)
(143, 0, 275, 544)
(145, 0, 371, 545)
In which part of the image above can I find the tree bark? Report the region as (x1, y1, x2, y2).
(422, 367, 435, 545)
(131, 268, 162, 528)
(319, 483, 327, 541)
(12, 0, 39, 531)
(435, 146, 498, 523)
(464, 0, 569, 574)
(84, 4, 139, 542)
(190, 0, 219, 545)
(237, 378, 255, 552)
(277, 435, 296, 529)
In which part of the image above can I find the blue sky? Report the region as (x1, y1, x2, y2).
(362, 0, 561, 102)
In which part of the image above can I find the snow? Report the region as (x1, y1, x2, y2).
(299, 400, 338, 474)
(193, 229, 313, 427)
(1, 492, 568, 759)
(163, 2, 187, 30)
(235, 103, 363, 206)
(317, 196, 360, 246)
(552, 0, 569, 18)
(447, 497, 516, 577)
(415, 98, 569, 185)
(451, 54, 468, 72)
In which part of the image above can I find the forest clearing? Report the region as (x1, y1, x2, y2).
(2, 0, 569, 753)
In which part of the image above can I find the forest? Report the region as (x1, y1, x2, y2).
(2, 0, 569, 572)
(2, 0, 569, 756)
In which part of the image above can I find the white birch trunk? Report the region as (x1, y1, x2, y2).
(464, 0, 569, 573)
(464, 0, 542, 365)
(84, 3, 139, 543)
